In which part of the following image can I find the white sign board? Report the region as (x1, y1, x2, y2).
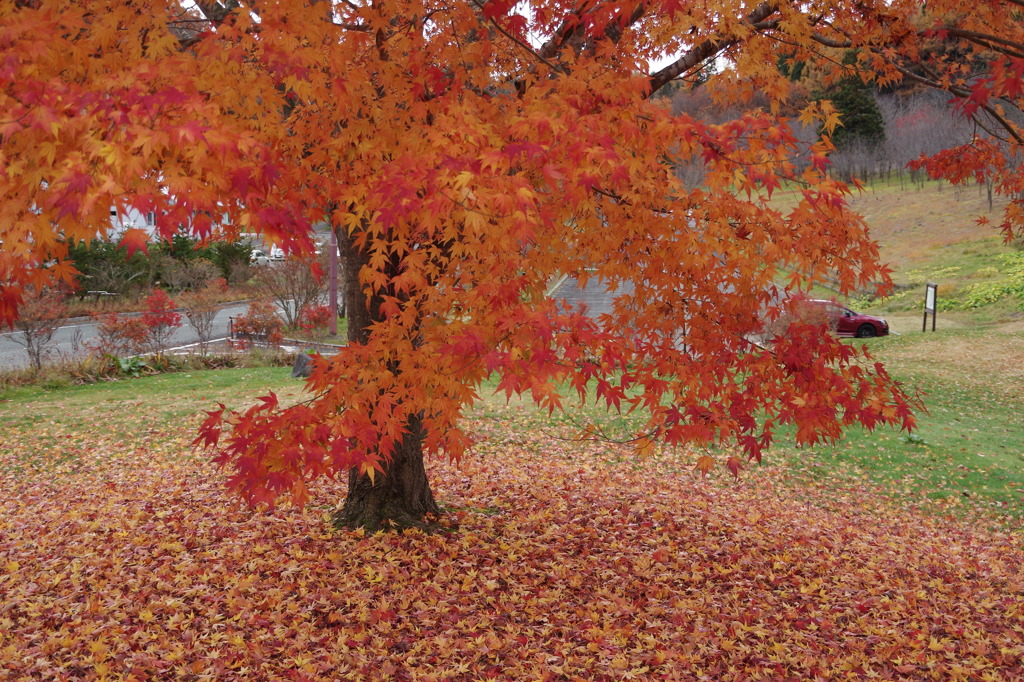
(923, 283, 938, 332)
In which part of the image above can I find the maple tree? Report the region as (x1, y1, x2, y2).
(231, 299, 286, 347)
(88, 311, 149, 358)
(298, 303, 334, 345)
(3, 0, 1021, 528)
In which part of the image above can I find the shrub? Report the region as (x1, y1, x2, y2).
(66, 235, 254, 295)
(10, 287, 69, 371)
(89, 312, 149, 357)
(141, 289, 183, 354)
(161, 257, 222, 291)
(66, 239, 152, 296)
(228, 260, 255, 285)
(298, 304, 333, 344)
(208, 240, 254, 282)
(962, 253, 1024, 309)
(232, 300, 284, 346)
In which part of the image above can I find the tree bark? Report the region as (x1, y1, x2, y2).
(332, 225, 440, 531)
(332, 415, 440, 531)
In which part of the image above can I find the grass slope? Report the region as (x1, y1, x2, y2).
(774, 178, 1024, 330)
(757, 329, 1024, 530)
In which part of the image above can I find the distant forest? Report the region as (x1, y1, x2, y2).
(664, 76, 991, 197)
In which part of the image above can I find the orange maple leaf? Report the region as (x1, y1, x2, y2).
(119, 228, 150, 257)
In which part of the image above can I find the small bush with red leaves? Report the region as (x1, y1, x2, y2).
(232, 300, 285, 346)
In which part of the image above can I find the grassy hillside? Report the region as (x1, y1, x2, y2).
(838, 178, 1024, 331)
(769, 177, 1023, 330)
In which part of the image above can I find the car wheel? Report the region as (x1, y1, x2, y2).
(856, 324, 877, 338)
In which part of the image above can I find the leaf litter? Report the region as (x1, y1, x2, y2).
(1, 398, 1022, 680)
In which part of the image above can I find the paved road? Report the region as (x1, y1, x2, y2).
(0, 302, 253, 369)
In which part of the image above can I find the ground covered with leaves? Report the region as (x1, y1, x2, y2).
(2, 393, 1023, 680)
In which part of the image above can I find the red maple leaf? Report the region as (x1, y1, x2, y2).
(119, 228, 150, 257)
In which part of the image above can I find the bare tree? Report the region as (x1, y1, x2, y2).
(162, 258, 221, 291)
(251, 254, 328, 328)
(11, 287, 69, 371)
(181, 278, 227, 353)
(829, 138, 884, 183)
(879, 91, 972, 187)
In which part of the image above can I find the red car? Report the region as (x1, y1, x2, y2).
(789, 299, 890, 338)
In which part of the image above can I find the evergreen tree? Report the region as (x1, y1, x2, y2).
(825, 52, 886, 150)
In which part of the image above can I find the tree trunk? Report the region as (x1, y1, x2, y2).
(332, 415, 440, 531)
(332, 224, 440, 531)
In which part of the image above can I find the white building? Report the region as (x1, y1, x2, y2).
(108, 206, 158, 239)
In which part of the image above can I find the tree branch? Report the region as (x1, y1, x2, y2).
(887, 61, 1024, 145)
(194, 0, 238, 25)
(937, 27, 1024, 60)
(648, 2, 780, 95)
(466, 0, 566, 75)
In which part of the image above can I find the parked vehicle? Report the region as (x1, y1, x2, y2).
(792, 299, 890, 338)
(250, 250, 272, 266)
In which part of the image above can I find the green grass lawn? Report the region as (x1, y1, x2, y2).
(732, 328, 1022, 529)
(475, 328, 1024, 530)
(0, 366, 300, 442)
(5, 327, 1019, 530)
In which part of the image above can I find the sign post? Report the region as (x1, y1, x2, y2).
(923, 282, 937, 332)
